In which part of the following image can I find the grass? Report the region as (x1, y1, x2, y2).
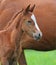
(0, 50, 56, 65)
(24, 50, 56, 65)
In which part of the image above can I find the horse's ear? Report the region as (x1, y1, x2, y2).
(30, 4, 35, 12)
(24, 4, 31, 14)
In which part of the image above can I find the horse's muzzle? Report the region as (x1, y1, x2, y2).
(33, 32, 42, 40)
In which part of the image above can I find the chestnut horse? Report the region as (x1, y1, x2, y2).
(0, 4, 42, 65)
(0, 0, 56, 65)
(0, 0, 56, 50)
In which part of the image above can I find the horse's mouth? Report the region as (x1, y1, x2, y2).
(33, 36, 41, 40)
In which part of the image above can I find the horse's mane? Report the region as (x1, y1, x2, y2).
(4, 9, 23, 29)
(0, 9, 23, 34)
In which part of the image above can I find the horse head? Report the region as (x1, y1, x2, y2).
(17, 4, 42, 40)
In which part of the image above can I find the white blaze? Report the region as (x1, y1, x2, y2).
(31, 14, 42, 37)
(31, 14, 40, 31)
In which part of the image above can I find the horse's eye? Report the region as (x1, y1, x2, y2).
(28, 21, 32, 24)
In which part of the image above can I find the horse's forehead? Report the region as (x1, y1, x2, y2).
(31, 14, 37, 24)
(31, 14, 41, 32)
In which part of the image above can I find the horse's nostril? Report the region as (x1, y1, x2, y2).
(33, 32, 42, 40)
(34, 34, 41, 40)
(39, 33, 40, 37)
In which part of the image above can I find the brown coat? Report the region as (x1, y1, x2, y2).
(0, 0, 56, 51)
(0, 0, 56, 65)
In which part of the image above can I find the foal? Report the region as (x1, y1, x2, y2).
(0, 4, 42, 65)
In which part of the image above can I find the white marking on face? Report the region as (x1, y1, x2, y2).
(31, 14, 42, 37)
(31, 14, 40, 31)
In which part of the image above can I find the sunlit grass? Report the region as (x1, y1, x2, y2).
(0, 50, 56, 65)
(24, 50, 56, 65)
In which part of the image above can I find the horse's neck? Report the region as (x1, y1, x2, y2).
(6, 13, 22, 32)
(4, 9, 23, 29)
(0, 12, 23, 35)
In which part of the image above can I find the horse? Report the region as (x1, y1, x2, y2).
(0, 0, 56, 65)
(0, 4, 42, 65)
(0, 0, 56, 50)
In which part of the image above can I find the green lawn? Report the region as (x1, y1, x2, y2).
(24, 50, 56, 65)
(0, 50, 56, 65)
